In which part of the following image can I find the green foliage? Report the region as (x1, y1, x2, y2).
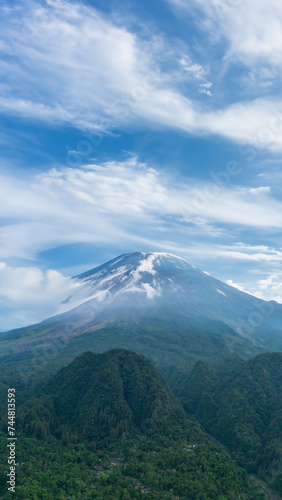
(179, 352, 282, 496)
(0, 427, 262, 499)
(0, 349, 263, 499)
(40, 349, 187, 445)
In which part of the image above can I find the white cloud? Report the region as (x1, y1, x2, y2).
(249, 186, 271, 194)
(199, 82, 213, 96)
(222, 242, 282, 301)
(0, 263, 80, 330)
(0, 0, 165, 130)
(179, 58, 206, 79)
(220, 252, 281, 262)
(1, 159, 282, 263)
(168, 0, 282, 66)
(218, 243, 282, 262)
(256, 274, 282, 302)
(227, 273, 282, 304)
(202, 99, 282, 149)
(202, 91, 212, 97)
(226, 279, 251, 294)
(1, 1, 282, 149)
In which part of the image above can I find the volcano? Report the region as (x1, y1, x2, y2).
(1, 252, 282, 377)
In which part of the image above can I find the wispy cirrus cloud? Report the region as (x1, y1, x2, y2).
(218, 243, 282, 262)
(1, 158, 282, 262)
(1, 0, 282, 149)
(167, 0, 282, 67)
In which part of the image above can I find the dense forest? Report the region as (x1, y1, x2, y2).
(177, 352, 282, 496)
(0, 349, 265, 499)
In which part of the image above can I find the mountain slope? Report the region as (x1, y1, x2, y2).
(47, 348, 187, 442)
(0, 252, 281, 384)
(18, 349, 187, 444)
(0, 349, 264, 499)
(177, 352, 282, 496)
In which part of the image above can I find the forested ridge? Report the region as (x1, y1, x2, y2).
(0, 349, 265, 499)
(177, 352, 282, 496)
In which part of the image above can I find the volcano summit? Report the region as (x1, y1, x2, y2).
(1, 252, 282, 376)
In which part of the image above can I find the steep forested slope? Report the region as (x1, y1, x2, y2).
(178, 352, 282, 496)
(0, 349, 264, 499)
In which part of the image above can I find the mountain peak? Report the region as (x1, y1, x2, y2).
(77, 251, 192, 278)
(2, 251, 281, 368)
(71, 251, 197, 307)
(45, 348, 186, 442)
(60, 252, 282, 355)
(127, 251, 188, 261)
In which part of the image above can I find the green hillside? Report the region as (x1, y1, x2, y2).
(178, 352, 282, 496)
(0, 349, 263, 499)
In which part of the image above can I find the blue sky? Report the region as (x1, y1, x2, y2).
(1, 0, 282, 329)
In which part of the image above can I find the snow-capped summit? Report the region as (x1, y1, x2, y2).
(54, 251, 282, 353)
(2, 252, 282, 365)
(63, 252, 201, 311)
